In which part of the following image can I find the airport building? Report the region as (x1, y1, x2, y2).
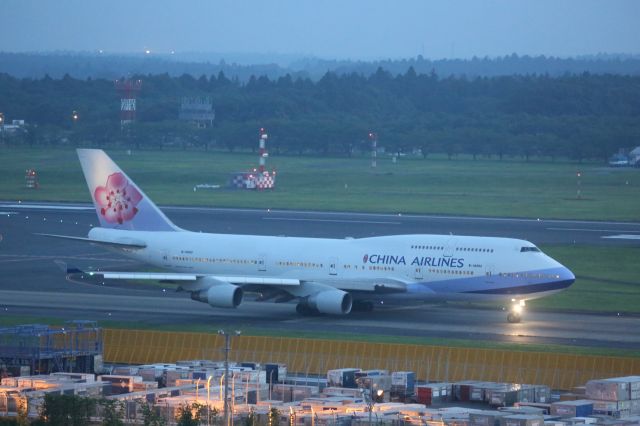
(179, 96, 215, 128)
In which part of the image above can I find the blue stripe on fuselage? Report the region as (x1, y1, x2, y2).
(406, 267, 574, 296)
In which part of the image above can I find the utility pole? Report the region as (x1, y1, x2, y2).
(218, 329, 241, 426)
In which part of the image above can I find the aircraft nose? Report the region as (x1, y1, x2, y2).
(559, 266, 575, 288)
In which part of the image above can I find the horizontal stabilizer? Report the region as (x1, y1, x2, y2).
(35, 232, 147, 249)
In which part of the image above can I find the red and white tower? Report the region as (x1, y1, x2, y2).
(115, 79, 142, 126)
(369, 132, 377, 168)
(259, 127, 268, 172)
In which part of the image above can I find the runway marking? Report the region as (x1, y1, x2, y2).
(0, 212, 18, 215)
(547, 227, 640, 233)
(263, 217, 402, 225)
(602, 234, 640, 240)
(3, 202, 639, 227)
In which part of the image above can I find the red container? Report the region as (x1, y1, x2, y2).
(416, 385, 433, 406)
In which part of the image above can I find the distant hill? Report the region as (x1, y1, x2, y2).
(1, 51, 639, 81)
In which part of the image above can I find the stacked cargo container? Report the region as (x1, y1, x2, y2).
(391, 371, 416, 399)
(550, 400, 595, 418)
(586, 376, 640, 418)
(327, 368, 361, 388)
(415, 383, 450, 405)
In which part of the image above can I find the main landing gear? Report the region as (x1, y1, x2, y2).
(507, 299, 525, 323)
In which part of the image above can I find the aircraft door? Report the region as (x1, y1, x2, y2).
(160, 249, 171, 267)
(444, 238, 455, 257)
(485, 264, 495, 283)
(329, 257, 338, 276)
(257, 254, 267, 272)
(414, 267, 423, 280)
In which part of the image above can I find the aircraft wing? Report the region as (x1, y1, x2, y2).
(66, 267, 299, 287)
(66, 266, 402, 293)
(64, 264, 405, 315)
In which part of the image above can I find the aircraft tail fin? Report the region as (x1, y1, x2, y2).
(77, 149, 179, 231)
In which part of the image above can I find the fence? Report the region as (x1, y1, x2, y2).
(103, 329, 640, 390)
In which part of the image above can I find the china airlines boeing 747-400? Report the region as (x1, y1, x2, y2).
(42, 149, 575, 323)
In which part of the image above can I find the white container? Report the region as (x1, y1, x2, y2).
(585, 379, 629, 401)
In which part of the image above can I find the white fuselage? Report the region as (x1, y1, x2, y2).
(89, 227, 575, 304)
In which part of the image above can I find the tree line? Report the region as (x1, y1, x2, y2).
(1, 68, 639, 161)
(2, 52, 640, 81)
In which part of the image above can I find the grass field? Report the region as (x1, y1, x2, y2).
(1, 147, 639, 221)
(532, 246, 640, 314)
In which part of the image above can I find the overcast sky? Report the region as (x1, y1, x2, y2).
(1, 0, 639, 60)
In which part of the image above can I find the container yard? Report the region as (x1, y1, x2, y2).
(2, 359, 640, 424)
(1, 325, 640, 424)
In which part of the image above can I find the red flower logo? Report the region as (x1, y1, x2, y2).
(94, 172, 142, 224)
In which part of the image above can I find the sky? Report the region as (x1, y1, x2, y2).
(1, 0, 639, 61)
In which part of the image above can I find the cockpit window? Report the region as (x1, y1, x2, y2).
(520, 246, 540, 252)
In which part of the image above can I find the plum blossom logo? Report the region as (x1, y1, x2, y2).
(94, 172, 142, 224)
(363, 254, 369, 263)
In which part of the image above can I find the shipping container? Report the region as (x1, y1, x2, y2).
(99, 375, 143, 395)
(272, 384, 319, 402)
(533, 386, 551, 403)
(111, 366, 139, 376)
(265, 363, 287, 384)
(550, 400, 594, 418)
(416, 386, 433, 406)
(499, 414, 545, 426)
(592, 399, 632, 414)
(489, 387, 520, 407)
(501, 407, 547, 416)
(454, 381, 482, 402)
(586, 379, 630, 401)
(327, 368, 361, 388)
(469, 410, 509, 426)
(356, 369, 388, 378)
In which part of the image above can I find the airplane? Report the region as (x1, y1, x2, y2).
(41, 149, 575, 323)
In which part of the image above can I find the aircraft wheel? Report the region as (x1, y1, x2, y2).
(507, 312, 522, 323)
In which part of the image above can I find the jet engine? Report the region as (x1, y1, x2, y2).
(191, 279, 243, 308)
(304, 289, 353, 315)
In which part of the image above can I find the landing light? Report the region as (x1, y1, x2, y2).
(513, 304, 523, 314)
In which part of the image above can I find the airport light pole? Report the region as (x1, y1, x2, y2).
(218, 329, 241, 426)
(359, 378, 384, 425)
(206, 375, 213, 426)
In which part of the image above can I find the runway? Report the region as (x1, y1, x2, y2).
(1, 202, 639, 351)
